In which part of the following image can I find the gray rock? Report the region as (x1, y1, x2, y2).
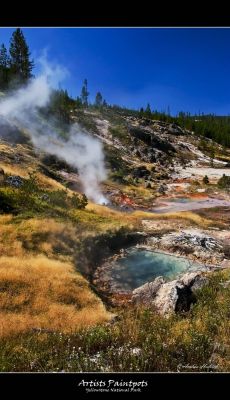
(158, 184, 168, 194)
(167, 123, 185, 135)
(5, 175, 23, 188)
(132, 166, 150, 179)
(156, 272, 209, 316)
(192, 276, 209, 291)
(171, 233, 223, 252)
(132, 276, 165, 305)
(154, 279, 183, 315)
(128, 125, 176, 154)
(132, 271, 209, 316)
(180, 271, 209, 290)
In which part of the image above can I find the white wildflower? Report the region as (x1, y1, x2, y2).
(130, 347, 142, 356)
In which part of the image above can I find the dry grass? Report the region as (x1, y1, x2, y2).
(35, 172, 67, 191)
(0, 255, 111, 338)
(195, 207, 230, 229)
(88, 202, 214, 230)
(124, 184, 153, 198)
(132, 210, 213, 227)
(0, 215, 25, 257)
(0, 216, 78, 260)
(87, 201, 130, 218)
(0, 207, 133, 340)
(86, 202, 139, 230)
(1, 163, 30, 179)
(0, 212, 115, 339)
(0, 139, 69, 191)
(1, 163, 66, 191)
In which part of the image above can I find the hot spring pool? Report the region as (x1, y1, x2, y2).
(108, 248, 200, 292)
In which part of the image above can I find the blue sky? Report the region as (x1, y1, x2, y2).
(1, 27, 230, 115)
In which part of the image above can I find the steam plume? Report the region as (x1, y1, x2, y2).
(0, 56, 108, 204)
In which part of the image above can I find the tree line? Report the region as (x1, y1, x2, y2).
(1, 29, 230, 148)
(0, 29, 107, 125)
(137, 104, 230, 148)
(0, 28, 34, 89)
(47, 80, 108, 125)
(76, 78, 107, 108)
(176, 113, 230, 148)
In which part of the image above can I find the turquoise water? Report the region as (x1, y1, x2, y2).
(109, 248, 199, 292)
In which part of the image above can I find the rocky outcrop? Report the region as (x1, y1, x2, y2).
(171, 233, 223, 252)
(158, 183, 168, 194)
(154, 280, 185, 315)
(132, 271, 209, 316)
(132, 276, 165, 305)
(128, 125, 176, 154)
(147, 230, 225, 265)
(132, 165, 151, 179)
(5, 175, 23, 188)
(166, 123, 185, 136)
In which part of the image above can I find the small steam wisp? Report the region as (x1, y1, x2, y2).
(0, 56, 108, 204)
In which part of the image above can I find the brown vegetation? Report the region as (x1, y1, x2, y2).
(0, 255, 111, 338)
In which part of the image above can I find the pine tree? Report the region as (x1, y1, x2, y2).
(139, 107, 144, 118)
(203, 175, 209, 184)
(0, 44, 9, 68)
(218, 174, 230, 189)
(44, 88, 74, 126)
(81, 78, 89, 107)
(75, 96, 82, 108)
(145, 103, 152, 118)
(95, 91, 103, 107)
(0, 43, 10, 89)
(9, 28, 34, 84)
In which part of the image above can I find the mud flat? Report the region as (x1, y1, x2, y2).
(152, 197, 230, 213)
(173, 166, 230, 181)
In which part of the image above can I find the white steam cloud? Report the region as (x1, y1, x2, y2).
(32, 125, 108, 204)
(0, 55, 108, 204)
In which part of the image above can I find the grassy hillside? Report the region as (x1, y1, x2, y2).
(0, 255, 111, 338)
(0, 108, 230, 372)
(0, 269, 230, 372)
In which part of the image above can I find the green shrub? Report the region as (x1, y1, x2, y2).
(203, 175, 209, 184)
(70, 193, 88, 209)
(217, 174, 230, 189)
(0, 172, 88, 217)
(21, 172, 39, 194)
(47, 189, 68, 208)
(0, 188, 19, 214)
(111, 170, 126, 183)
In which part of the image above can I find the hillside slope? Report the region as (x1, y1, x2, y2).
(0, 106, 230, 371)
